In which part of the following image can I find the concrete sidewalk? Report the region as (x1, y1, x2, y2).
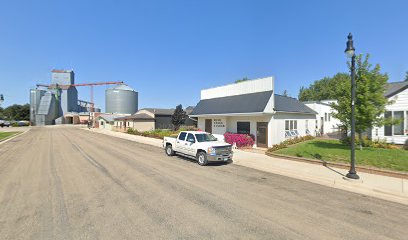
(85, 128, 408, 205)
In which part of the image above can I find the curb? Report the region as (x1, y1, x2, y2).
(265, 152, 408, 179)
(0, 129, 30, 145)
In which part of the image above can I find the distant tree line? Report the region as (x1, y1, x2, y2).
(0, 104, 30, 121)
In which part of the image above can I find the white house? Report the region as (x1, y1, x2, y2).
(303, 100, 341, 135)
(189, 77, 317, 148)
(97, 114, 126, 131)
(372, 81, 408, 144)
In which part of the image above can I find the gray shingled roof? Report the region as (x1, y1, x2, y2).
(190, 91, 273, 115)
(142, 108, 175, 115)
(385, 81, 408, 97)
(98, 114, 125, 122)
(114, 113, 154, 121)
(190, 91, 316, 115)
(274, 94, 317, 114)
(142, 107, 194, 115)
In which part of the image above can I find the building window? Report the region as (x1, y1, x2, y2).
(406, 111, 408, 135)
(285, 120, 298, 137)
(324, 113, 327, 122)
(384, 111, 392, 136)
(237, 122, 250, 134)
(394, 111, 404, 135)
(328, 114, 331, 121)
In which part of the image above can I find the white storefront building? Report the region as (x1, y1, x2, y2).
(189, 77, 317, 148)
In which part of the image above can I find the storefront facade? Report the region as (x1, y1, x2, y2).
(190, 77, 317, 148)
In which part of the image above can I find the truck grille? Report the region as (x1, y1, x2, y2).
(215, 146, 232, 155)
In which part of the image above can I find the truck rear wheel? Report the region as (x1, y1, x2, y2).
(165, 144, 175, 156)
(196, 152, 208, 166)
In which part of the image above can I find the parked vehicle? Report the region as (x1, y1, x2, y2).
(0, 120, 10, 127)
(163, 131, 233, 166)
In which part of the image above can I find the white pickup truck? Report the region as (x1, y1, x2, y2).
(163, 131, 233, 166)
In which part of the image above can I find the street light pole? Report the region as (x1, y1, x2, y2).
(345, 33, 359, 179)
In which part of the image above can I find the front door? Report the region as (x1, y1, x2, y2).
(256, 122, 268, 148)
(205, 119, 212, 133)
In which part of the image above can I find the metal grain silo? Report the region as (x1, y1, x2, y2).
(105, 84, 138, 114)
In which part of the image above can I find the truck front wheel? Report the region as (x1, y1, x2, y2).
(196, 152, 208, 166)
(165, 144, 175, 156)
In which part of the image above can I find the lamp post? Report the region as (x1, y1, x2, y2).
(344, 33, 359, 179)
(0, 94, 4, 107)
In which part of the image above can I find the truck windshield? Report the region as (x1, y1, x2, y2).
(195, 133, 218, 142)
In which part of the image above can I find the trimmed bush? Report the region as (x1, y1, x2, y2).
(126, 128, 180, 139)
(223, 132, 254, 148)
(127, 128, 136, 134)
(341, 136, 397, 149)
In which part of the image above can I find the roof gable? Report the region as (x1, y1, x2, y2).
(274, 95, 317, 114)
(385, 81, 408, 98)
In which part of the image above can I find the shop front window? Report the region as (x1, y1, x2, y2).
(237, 122, 250, 134)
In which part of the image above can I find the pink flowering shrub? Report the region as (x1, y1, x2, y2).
(224, 132, 255, 148)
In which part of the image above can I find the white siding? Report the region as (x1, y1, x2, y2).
(304, 102, 341, 134)
(201, 77, 274, 100)
(270, 113, 316, 145)
(372, 88, 408, 144)
(197, 113, 315, 147)
(226, 115, 272, 147)
(197, 117, 227, 135)
(98, 119, 113, 131)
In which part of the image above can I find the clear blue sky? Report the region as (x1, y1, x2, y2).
(0, 0, 407, 110)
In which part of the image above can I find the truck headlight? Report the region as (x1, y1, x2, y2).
(207, 147, 216, 155)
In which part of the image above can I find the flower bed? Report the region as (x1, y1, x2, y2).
(223, 132, 255, 148)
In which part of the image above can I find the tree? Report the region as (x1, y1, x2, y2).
(298, 73, 350, 101)
(282, 90, 289, 97)
(171, 104, 187, 131)
(235, 77, 249, 84)
(404, 71, 408, 82)
(0, 104, 30, 120)
(331, 54, 390, 145)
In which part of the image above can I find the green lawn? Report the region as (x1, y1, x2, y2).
(273, 139, 408, 172)
(0, 132, 20, 141)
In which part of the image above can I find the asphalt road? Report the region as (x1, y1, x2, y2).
(0, 127, 407, 240)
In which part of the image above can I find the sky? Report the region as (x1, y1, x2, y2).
(0, 0, 407, 110)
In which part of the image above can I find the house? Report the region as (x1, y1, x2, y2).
(303, 100, 341, 135)
(97, 114, 127, 131)
(114, 107, 196, 132)
(372, 81, 408, 144)
(189, 77, 317, 148)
